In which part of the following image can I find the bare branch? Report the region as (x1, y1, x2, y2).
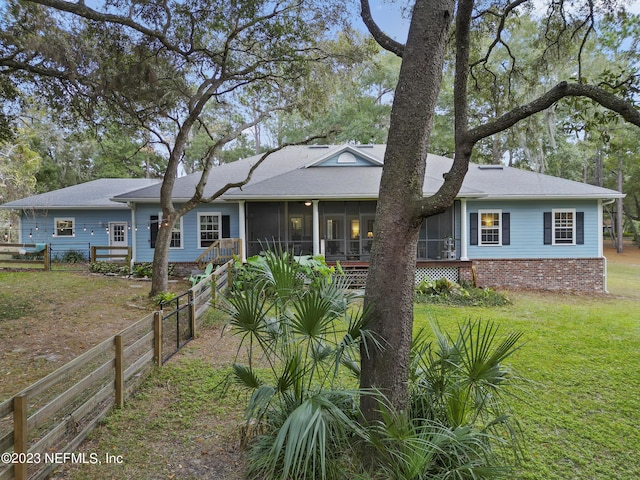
(360, 0, 405, 57)
(198, 131, 339, 205)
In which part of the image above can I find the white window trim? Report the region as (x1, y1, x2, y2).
(197, 212, 221, 249)
(478, 209, 502, 246)
(552, 208, 576, 246)
(54, 217, 75, 237)
(159, 212, 184, 249)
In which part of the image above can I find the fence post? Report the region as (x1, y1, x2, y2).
(189, 290, 196, 339)
(154, 311, 163, 367)
(114, 335, 124, 408)
(211, 270, 217, 308)
(14, 395, 28, 480)
(44, 244, 50, 271)
(227, 260, 233, 293)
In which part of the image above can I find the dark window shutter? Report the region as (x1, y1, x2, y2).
(576, 211, 584, 244)
(470, 213, 478, 245)
(544, 212, 552, 245)
(222, 215, 231, 238)
(502, 212, 510, 245)
(150, 215, 159, 248)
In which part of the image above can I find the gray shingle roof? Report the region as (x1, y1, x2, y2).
(2, 145, 623, 208)
(0, 178, 160, 209)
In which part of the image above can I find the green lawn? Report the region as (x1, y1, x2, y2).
(414, 259, 640, 480)
(53, 255, 639, 479)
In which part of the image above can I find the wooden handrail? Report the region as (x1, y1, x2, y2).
(195, 238, 241, 269)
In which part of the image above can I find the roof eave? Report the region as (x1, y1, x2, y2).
(475, 193, 625, 200)
(0, 204, 130, 210)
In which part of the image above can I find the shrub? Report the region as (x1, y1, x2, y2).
(223, 248, 526, 480)
(415, 278, 510, 307)
(132, 263, 153, 278)
(55, 250, 88, 263)
(223, 246, 376, 480)
(89, 261, 129, 275)
(153, 291, 177, 306)
(89, 261, 175, 278)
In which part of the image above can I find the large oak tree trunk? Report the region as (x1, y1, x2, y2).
(360, 0, 455, 420)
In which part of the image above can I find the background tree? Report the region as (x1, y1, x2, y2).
(269, 35, 399, 145)
(358, 0, 640, 422)
(0, 129, 41, 241)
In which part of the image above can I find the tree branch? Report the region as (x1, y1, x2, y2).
(29, 0, 190, 55)
(360, 0, 405, 57)
(466, 81, 640, 147)
(198, 131, 338, 205)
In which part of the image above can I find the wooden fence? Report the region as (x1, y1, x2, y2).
(0, 261, 233, 480)
(90, 246, 131, 264)
(0, 244, 50, 270)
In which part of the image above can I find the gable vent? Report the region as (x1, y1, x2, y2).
(337, 152, 357, 164)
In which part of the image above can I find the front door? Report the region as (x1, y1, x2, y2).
(109, 222, 128, 260)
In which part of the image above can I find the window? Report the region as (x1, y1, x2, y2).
(553, 209, 575, 245)
(198, 213, 220, 248)
(54, 218, 75, 237)
(479, 210, 501, 245)
(150, 214, 183, 248)
(470, 211, 510, 247)
(162, 215, 183, 249)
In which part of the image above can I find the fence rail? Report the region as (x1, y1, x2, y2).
(90, 246, 131, 264)
(0, 260, 233, 480)
(0, 244, 50, 270)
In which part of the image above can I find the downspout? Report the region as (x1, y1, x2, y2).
(129, 203, 136, 270)
(238, 201, 247, 262)
(601, 198, 616, 293)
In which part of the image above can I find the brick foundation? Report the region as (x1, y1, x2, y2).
(469, 258, 605, 293)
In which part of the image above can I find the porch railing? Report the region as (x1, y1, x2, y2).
(195, 238, 242, 269)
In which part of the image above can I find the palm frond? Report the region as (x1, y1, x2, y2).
(270, 392, 364, 480)
(231, 363, 263, 390)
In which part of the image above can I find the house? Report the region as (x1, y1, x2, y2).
(1, 144, 623, 292)
(0, 179, 160, 261)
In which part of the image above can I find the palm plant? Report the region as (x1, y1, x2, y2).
(222, 248, 377, 480)
(223, 247, 525, 480)
(389, 319, 525, 479)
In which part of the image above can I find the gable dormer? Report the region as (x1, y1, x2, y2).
(305, 145, 383, 168)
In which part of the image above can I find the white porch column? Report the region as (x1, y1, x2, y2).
(238, 200, 247, 262)
(460, 199, 469, 261)
(312, 200, 320, 256)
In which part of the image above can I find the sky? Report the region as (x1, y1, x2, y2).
(361, 0, 640, 42)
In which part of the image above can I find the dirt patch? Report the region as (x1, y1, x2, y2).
(604, 239, 640, 266)
(0, 270, 189, 400)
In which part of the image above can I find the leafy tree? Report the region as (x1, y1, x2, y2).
(358, 0, 640, 424)
(269, 34, 398, 145)
(0, 130, 41, 241)
(1, 0, 348, 295)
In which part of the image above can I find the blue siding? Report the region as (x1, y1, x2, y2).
(18, 209, 132, 259)
(133, 202, 240, 262)
(466, 200, 600, 259)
